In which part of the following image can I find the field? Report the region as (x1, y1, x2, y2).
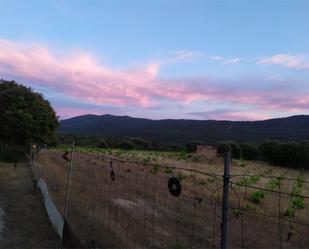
(33, 147, 309, 248)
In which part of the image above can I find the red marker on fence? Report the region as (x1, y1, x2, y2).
(62, 152, 72, 162)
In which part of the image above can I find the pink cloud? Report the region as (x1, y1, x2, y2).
(258, 54, 309, 69)
(0, 39, 309, 118)
(0, 39, 160, 107)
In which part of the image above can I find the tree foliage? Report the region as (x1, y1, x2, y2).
(239, 143, 259, 160)
(185, 141, 203, 153)
(0, 80, 59, 159)
(259, 140, 309, 169)
(217, 140, 309, 169)
(217, 141, 242, 159)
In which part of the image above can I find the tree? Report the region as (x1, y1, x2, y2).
(119, 139, 135, 150)
(0, 80, 59, 160)
(129, 137, 150, 150)
(216, 141, 242, 159)
(239, 143, 259, 160)
(97, 138, 108, 148)
(217, 142, 231, 155)
(185, 141, 203, 153)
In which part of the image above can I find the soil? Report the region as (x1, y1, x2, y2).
(0, 162, 63, 249)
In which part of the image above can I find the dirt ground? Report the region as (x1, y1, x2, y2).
(0, 162, 63, 249)
(34, 149, 309, 249)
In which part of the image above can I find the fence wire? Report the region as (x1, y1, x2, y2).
(32, 148, 309, 249)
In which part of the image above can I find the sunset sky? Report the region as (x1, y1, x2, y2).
(0, 0, 309, 120)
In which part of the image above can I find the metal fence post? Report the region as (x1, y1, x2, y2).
(64, 141, 75, 220)
(221, 152, 231, 249)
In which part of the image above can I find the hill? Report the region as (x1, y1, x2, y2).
(59, 114, 309, 145)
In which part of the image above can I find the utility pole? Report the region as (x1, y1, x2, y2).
(221, 152, 231, 249)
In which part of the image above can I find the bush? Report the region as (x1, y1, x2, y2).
(259, 140, 309, 169)
(119, 139, 135, 150)
(217, 142, 231, 155)
(230, 141, 242, 159)
(130, 137, 150, 150)
(217, 141, 242, 159)
(185, 141, 202, 153)
(0, 147, 27, 163)
(247, 191, 265, 203)
(240, 143, 259, 160)
(97, 139, 108, 148)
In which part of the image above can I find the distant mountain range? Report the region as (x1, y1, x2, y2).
(59, 114, 309, 145)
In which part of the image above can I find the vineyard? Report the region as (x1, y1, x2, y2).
(32, 147, 309, 248)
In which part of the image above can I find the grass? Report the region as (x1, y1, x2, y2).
(150, 163, 160, 175)
(266, 177, 282, 191)
(236, 175, 260, 187)
(164, 167, 173, 174)
(247, 191, 265, 203)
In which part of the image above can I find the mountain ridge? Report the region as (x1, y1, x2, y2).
(59, 114, 309, 145)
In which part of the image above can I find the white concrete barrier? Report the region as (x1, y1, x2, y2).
(37, 178, 64, 239)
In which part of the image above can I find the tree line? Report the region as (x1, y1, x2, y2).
(217, 140, 309, 170)
(57, 134, 185, 152)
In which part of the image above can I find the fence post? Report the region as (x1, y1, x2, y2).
(64, 141, 75, 220)
(221, 152, 231, 249)
(30, 143, 35, 166)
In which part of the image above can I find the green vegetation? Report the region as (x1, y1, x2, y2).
(185, 141, 202, 153)
(285, 176, 305, 217)
(217, 141, 242, 159)
(192, 155, 201, 163)
(173, 241, 186, 249)
(150, 163, 160, 175)
(164, 167, 173, 174)
(217, 140, 309, 170)
(266, 177, 281, 191)
(0, 80, 59, 162)
(247, 191, 265, 203)
(58, 134, 183, 152)
(177, 171, 187, 181)
(236, 175, 260, 186)
(239, 143, 259, 160)
(259, 140, 309, 169)
(232, 208, 242, 218)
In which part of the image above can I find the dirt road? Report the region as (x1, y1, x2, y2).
(0, 162, 63, 249)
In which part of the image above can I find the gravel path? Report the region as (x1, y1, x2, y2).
(0, 162, 63, 249)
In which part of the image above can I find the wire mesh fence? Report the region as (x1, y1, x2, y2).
(32, 147, 309, 249)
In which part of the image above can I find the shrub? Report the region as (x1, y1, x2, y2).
(217, 142, 231, 155)
(97, 139, 108, 148)
(239, 143, 259, 160)
(130, 137, 150, 150)
(230, 141, 242, 159)
(259, 140, 309, 169)
(119, 139, 135, 150)
(217, 141, 242, 159)
(0, 147, 27, 163)
(185, 141, 202, 153)
(247, 191, 265, 203)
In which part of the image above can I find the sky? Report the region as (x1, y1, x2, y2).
(0, 0, 309, 120)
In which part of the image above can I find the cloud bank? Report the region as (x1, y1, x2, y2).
(0, 39, 308, 120)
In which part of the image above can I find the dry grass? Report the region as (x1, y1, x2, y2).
(34, 148, 309, 249)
